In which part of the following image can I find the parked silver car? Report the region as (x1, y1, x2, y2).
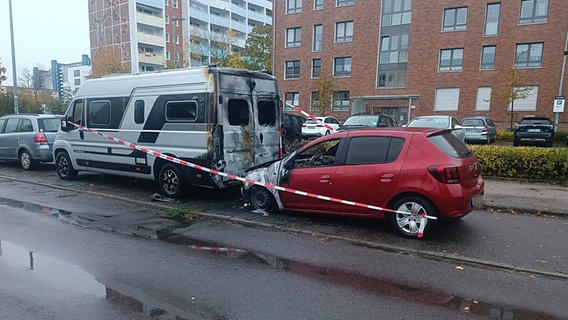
(0, 114, 61, 170)
(406, 115, 465, 142)
(461, 116, 497, 144)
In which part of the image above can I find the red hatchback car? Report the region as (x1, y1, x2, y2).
(243, 127, 484, 238)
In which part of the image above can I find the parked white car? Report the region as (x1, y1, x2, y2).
(406, 115, 466, 142)
(301, 116, 341, 139)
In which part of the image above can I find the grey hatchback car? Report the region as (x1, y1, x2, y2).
(0, 114, 61, 170)
(460, 116, 497, 144)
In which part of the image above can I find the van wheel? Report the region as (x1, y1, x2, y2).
(250, 186, 276, 213)
(158, 163, 185, 198)
(55, 152, 78, 180)
(19, 150, 36, 170)
(389, 196, 437, 238)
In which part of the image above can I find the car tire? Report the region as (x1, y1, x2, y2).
(249, 186, 277, 213)
(19, 150, 36, 171)
(513, 140, 519, 146)
(158, 163, 185, 198)
(389, 195, 438, 238)
(55, 151, 78, 180)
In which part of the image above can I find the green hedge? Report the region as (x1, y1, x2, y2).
(496, 130, 567, 142)
(469, 145, 568, 185)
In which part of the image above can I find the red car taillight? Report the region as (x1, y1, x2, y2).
(34, 132, 48, 145)
(428, 165, 460, 184)
(316, 124, 324, 127)
(482, 126, 488, 133)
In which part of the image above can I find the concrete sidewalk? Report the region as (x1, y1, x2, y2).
(483, 178, 568, 216)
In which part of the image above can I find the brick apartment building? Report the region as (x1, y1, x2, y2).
(273, 0, 568, 130)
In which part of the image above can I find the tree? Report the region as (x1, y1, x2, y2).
(311, 72, 336, 116)
(491, 66, 532, 131)
(189, 27, 241, 67)
(0, 63, 7, 85)
(18, 67, 34, 88)
(90, 46, 130, 77)
(241, 25, 272, 71)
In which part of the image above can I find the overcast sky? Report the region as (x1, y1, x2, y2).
(0, 0, 91, 86)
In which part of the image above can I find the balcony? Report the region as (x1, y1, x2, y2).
(210, 14, 230, 26)
(137, 12, 164, 28)
(231, 20, 247, 33)
(247, 9, 266, 23)
(231, 4, 247, 16)
(138, 52, 166, 66)
(137, 32, 165, 47)
(190, 8, 210, 23)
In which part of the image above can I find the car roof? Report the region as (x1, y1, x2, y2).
(331, 126, 447, 137)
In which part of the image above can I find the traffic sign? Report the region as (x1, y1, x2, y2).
(553, 96, 565, 113)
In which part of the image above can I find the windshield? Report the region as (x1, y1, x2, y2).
(342, 116, 379, 126)
(407, 117, 449, 129)
(461, 119, 484, 127)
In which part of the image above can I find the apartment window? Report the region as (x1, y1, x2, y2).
(337, 0, 354, 7)
(285, 60, 301, 79)
(515, 43, 543, 68)
(334, 57, 352, 77)
(382, 0, 412, 26)
(476, 87, 492, 111)
(175, 35, 179, 45)
(285, 92, 299, 110)
(519, 0, 548, 24)
(314, 0, 323, 10)
(481, 46, 496, 70)
(312, 59, 321, 78)
(166, 33, 170, 42)
(165, 15, 169, 24)
(74, 79, 81, 86)
(174, 19, 180, 27)
(310, 92, 320, 111)
(434, 88, 460, 111)
(164, 0, 168, 5)
(74, 70, 80, 77)
(332, 91, 350, 111)
(172, 0, 178, 8)
(439, 48, 463, 71)
(286, 27, 302, 47)
(287, 0, 302, 14)
(484, 3, 500, 36)
(313, 25, 322, 52)
(509, 86, 538, 111)
(443, 7, 467, 31)
(166, 51, 171, 60)
(335, 21, 353, 43)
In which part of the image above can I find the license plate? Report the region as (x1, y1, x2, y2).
(466, 128, 476, 132)
(308, 126, 315, 129)
(527, 128, 540, 132)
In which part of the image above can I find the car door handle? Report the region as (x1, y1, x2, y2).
(319, 175, 331, 183)
(380, 173, 395, 182)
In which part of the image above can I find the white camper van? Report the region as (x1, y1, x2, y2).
(53, 66, 281, 198)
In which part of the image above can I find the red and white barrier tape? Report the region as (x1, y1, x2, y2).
(282, 101, 336, 132)
(67, 122, 435, 237)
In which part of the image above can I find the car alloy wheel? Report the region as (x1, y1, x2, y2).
(159, 163, 185, 198)
(390, 196, 437, 238)
(55, 152, 78, 180)
(19, 150, 36, 170)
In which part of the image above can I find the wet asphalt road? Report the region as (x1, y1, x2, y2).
(0, 162, 567, 319)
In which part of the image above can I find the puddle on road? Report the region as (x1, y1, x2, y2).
(166, 235, 561, 320)
(0, 240, 106, 297)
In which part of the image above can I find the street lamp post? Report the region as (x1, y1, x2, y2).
(9, 0, 19, 113)
(172, 17, 185, 69)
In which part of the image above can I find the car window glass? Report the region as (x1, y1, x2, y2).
(345, 136, 403, 164)
(40, 118, 62, 132)
(428, 132, 473, 158)
(293, 138, 340, 168)
(0, 119, 6, 133)
(4, 118, 20, 133)
(18, 118, 33, 132)
(283, 115, 291, 125)
(408, 117, 448, 129)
